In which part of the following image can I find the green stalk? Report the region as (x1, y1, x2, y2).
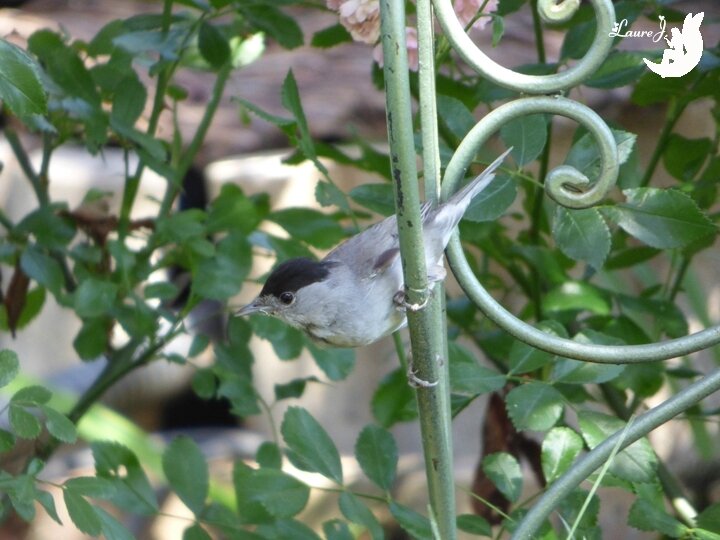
(118, 0, 176, 237)
(379, 0, 456, 537)
(158, 62, 232, 217)
(639, 97, 684, 187)
(5, 128, 49, 207)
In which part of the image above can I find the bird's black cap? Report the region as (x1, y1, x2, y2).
(260, 258, 338, 298)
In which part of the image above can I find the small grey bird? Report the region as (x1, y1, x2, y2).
(235, 149, 510, 347)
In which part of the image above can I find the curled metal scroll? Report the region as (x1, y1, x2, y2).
(433, 0, 614, 93)
(442, 96, 720, 362)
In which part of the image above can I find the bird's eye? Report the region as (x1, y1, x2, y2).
(279, 292, 295, 305)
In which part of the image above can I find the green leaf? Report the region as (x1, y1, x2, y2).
(95, 506, 135, 540)
(541, 427, 583, 482)
(437, 94, 476, 141)
(256, 442, 282, 469)
(338, 492, 384, 540)
(280, 69, 329, 177)
(578, 411, 658, 483)
(697, 503, 720, 533)
(281, 406, 343, 484)
(492, 14, 505, 46)
(482, 452, 523, 502)
(585, 51, 646, 88)
(323, 520, 354, 540)
(274, 377, 316, 401)
(628, 497, 688, 537)
(92, 442, 158, 515)
(269, 208, 345, 249)
(308, 343, 355, 381)
(12, 385, 51, 405)
(500, 114, 547, 166)
(217, 375, 260, 417)
(457, 514, 491, 536)
(0, 285, 46, 333)
(240, 5, 303, 49)
(64, 476, 117, 499)
(184, 523, 212, 540)
(257, 519, 321, 540)
(506, 382, 564, 431)
(63, 490, 101, 535)
(463, 173, 517, 222)
(236, 467, 310, 518)
(605, 245, 659, 270)
(663, 134, 712, 181)
(27, 29, 107, 149)
(206, 184, 261, 233)
(198, 21, 230, 68)
(349, 183, 395, 216)
(35, 489, 62, 524)
(355, 425, 397, 491)
(508, 321, 565, 375)
(448, 341, 505, 395)
(567, 129, 635, 178)
(550, 330, 625, 384)
(315, 180, 350, 211)
(192, 231, 252, 300)
(16, 207, 75, 249)
(40, 405, 77, 443)
(73, 278, 119, 318)
(604, 188, 715, 249)
(311, 24, 352, 48)
(0, 428, 15, 452)
(232, 462, 272, 524)
(371, 368, 417, 427)
(339, 491, 385, 540)
(20, 246, 64, 294)
(543, 281, 611, 315)
(557, 488, 600, 532)
(251, 315, 304, 360)
(0, 38, 47, 119)
(0, 349, 20, 388)
(74, 317, 109, 360)
(389, 502, 432, 540)
(111, 75, 147, 128)
(191, 368, 217, 399)
(163, 436, 209, 515)
(552, 206, 610, 270)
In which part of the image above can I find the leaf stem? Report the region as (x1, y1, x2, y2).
(639, 98, 684, 188)
(158, 62, 232, 217)
(4, 128, 49, 207)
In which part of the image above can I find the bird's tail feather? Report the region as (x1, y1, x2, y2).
(448, 147, 513, 209)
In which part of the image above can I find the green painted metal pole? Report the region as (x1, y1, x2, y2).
(378, 0, 457, 537)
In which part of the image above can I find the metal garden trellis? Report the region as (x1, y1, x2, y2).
(377, 0, 720, 538)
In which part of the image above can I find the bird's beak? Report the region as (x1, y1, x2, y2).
(234, 299, 266, 317)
